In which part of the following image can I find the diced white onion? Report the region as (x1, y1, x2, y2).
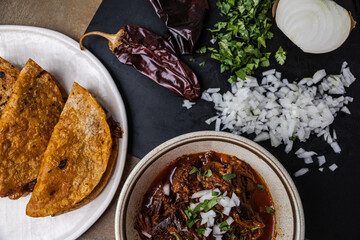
(142, 231, 152, 238)
(330, 142, 341, 153)
(219, 197, 236, 208)
(304, 157, 313, 164)
(226, 217, 234, 225)
(204, 228, 212, 237)
(222, 207, 231, 216)
(163, 183, 170, 196)
(317, 156, 326, 166)
(262, 69, 276, 76)
(182, 100, 195, 109)
(201, 210, 216, 219)
(294, 168, 309, 177)
(194, 62, 355, 176)
(341, 106, 351, 114)
(231, 192, 240, 207)
(206, 88, 221, 93)
(329, 163, 338, 171)
(192, 189, 212, 199)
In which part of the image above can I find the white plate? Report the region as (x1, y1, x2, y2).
(0, 25, 128, 240)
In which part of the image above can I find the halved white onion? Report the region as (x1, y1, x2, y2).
(274, 0, 356, 53)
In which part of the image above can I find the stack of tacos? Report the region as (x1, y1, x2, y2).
(0, 58, 120, 217)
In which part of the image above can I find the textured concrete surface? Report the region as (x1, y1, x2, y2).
(0, 0, 102, 41)
(0, 1, 141, 239)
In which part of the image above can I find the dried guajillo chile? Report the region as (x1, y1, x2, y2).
(149, 0, 209, 55)
(79, 25, 201, 100)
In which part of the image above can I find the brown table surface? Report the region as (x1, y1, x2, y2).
(0, 0, 140, 239)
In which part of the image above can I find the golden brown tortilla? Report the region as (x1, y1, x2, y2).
(0, 57, 20, 117)
(53, 136, 118, 216)
(52, 117, 122, 216)
(0, 59, 66, 199)
(26, 82, 112, 217)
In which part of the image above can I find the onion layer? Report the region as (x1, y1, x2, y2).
(274, 0, 356, 54)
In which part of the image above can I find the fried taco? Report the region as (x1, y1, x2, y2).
(26, 82, 115, 217)
(0, 57, 20, 117)
(0, 59, 66, 199)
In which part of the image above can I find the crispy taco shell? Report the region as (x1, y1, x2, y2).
(26, 82, 113, 217)
(0, 57, 20, 117)
(53, 135, 118, 216)
(0, 59, 66, 199)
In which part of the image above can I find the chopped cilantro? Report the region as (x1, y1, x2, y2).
(194, 196, 222, 212)
(212, 190, 219, 196)
(195, 228, 206, 236)
(199, 61, 206, 67)
(189, 166, 201, 176)
(196, 46, 207, 54)
(189, 166, 212, 177)
(223, 173, 236, 180)
(257, 184, 266, 190)
(204, 169, 213, 177)
(184, 207, 197, 219)
(220, 221, 231, 232)
(275, 46, 287, 65)
(265, 206, 275, 215)
(251, 226, 260, 231)
(189, 57, 194, 62)
(204, 197, 221, 212)
(206, 0, 274, 81)
(214, 209, 224, 219)
(227, 233, 237, 239)
(170, 231, 181, 240)
(186, 218, 200, 228)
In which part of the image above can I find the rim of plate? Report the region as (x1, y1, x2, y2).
(0, 25, 128, 240)
(115, 131, 305, 240)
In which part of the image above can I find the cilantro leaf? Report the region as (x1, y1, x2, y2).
(220, 221, 231, 232)
(184, 207, 197, 219)
(227, 233, 237, 239)
(205, 0, 275, 82)
(196, 46, 207, 54)
(193, 196, 222, 212)
(189, 166, 201, 176)
(257, 184, 266, 190)
(275, 46, 287, 65)
(199, 61, 206, 67)
(170, 231, 181, 240)
(195, 228, 206, 236)
(214, 209, 224, 219)
(203, 169, 213, 177)
(223, 173, 236, 180)
(265, 206, 275, 215)
(189, 166, 212, 177)
(186, 218, 200, 228)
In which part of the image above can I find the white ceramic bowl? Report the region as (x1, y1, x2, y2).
(115, 131, 305, 239)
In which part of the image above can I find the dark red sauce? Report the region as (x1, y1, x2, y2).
(136, 151, 275, 240)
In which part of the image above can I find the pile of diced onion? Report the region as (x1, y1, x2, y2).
(190, 189, 240, 238)
(183, 62, 356, 176)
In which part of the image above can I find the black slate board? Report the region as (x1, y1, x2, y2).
(84, 0, 360, 239)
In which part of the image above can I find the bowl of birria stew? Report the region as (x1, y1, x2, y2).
(115, 131, 304, 240)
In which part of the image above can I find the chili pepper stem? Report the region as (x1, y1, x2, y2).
(79, 29, 125, 52)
